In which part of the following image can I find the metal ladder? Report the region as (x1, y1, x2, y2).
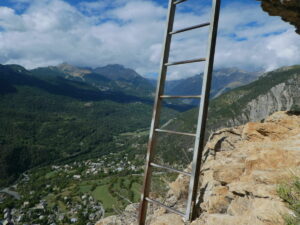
(138, 0, 221, 224)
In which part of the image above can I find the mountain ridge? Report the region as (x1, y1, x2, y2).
(31, 63, 155, 97)
(28, 62, 263, 104)
(166, 68, 260, 99)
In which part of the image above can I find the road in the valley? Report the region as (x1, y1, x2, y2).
(0, 188, 20, 200)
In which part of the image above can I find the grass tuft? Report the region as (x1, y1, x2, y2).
(278, 177, 300, 225)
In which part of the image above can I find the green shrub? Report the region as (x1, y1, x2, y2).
(278, 178, 300, 225)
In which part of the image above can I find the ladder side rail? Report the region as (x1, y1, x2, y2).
(138, 0, 177, 224)
(185, 0, 221, 221)
(174, 0, 188, 5)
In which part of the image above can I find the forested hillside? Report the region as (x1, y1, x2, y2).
(0, 64, 175, 187)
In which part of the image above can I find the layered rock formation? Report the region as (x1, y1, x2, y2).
(96, 111, 300, 225)
(259, 0, 300, 34)
(225, 68, 300, 128)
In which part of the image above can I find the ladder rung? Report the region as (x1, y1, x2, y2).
(160, 95, 201, 99)
(170, 23, 210, 35)
(145, 197, 185, 217)
(173, 0, 188, 5)
(150, 162, 192, 176)
(155, 129, 196, 137)
(165, 58, 206, 66)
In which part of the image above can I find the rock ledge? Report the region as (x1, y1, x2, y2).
(96, 111, 300, 225)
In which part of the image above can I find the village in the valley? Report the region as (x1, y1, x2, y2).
(0, 152, 143, 225)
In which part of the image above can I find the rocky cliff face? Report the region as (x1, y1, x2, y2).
(225, 70, 300, 128)
(259, 0, 300, 34)
(96, 111, 300, 225)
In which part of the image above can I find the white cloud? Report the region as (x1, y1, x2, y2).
(78, 1, 108, 15)
(0, 0, 299, 80)
(0, 7, 25, 31)
(109, 1, 165, 21)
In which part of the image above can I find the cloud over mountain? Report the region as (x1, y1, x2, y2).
(0, 0, 299, 79)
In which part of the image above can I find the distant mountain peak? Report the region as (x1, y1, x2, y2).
(165, 67, 261, 101)
(272, 65, 300, 73)
(56, 63, 91, 77)
(93, 64, 141, 81)
(214, 67, 240, 72)
(213, 67, 258, 77)
(103, 64, 126, 69)
(58, 62, 72, 67)
(2, 64, 27, 73)
(28, 62, 154, 96)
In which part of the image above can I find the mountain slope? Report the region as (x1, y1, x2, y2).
(93, 64, 154, 96)
(152, 65, 300, 165)
(207, 65, 300, 129)
(0, 64, 175, 187)
(166, 68, 259, 99)
(172, 65, 300, 131)
(32, 63, 155, 97)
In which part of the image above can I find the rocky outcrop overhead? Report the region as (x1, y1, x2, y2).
(259, 0, 300, 34)
(96, 111, 300, 224)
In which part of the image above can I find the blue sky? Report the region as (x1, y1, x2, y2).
(0, 0, 299, 79)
